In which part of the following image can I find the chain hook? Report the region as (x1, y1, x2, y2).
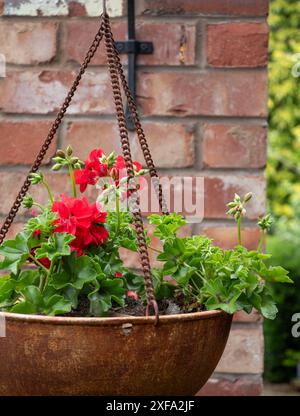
(103, 0, 107, 15)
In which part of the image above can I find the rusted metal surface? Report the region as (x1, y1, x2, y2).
(0, 310, 232, 396)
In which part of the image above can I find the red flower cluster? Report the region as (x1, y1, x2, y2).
(52, 194, 108, 256)
(74, 149, 108, 193)
(74, 148, 143, 193)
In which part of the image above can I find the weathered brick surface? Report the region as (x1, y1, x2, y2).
(137, 0, 269, 16)
(216, 325, 264, 374)
(198, 375, 263, 396)
(0, 71, 267, 117)
(0, 71, 114, 114)
(0, 121, 56, 165)
(200, 225, 261, 250)
(203, 175, 265, 219)
(138, 71, 268, 117)
(3, 0, 124, 17)
(65, 121, 195, 168)
(202, 123, 267, 168)
(67, 21, 197, 66)
(233, 310, 262, 323)
(0, 21, 57, 65)
(207, 23, 269, 68)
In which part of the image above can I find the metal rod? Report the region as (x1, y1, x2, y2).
(125, 0, 135, 130)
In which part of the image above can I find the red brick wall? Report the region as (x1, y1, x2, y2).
(0, 0, 269, 395)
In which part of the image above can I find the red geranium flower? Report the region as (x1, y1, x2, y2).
(127, 290, 139, 300)
(52, 194, 108, 255)
(75, 148, 108, 193)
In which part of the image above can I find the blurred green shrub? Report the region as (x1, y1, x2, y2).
(268, 0, 300, 219)
(264, 219, 300, 382)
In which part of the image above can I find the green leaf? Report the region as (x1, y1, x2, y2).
(35, 233, 75, 261)
(20, 286, 43, 307)
(10, 301, 36, 314)
(0, 275, 16, 303)
(0, 232, 30, 274)
(88, 278, 125, 316)
(51, 255, 98, 290)
(43, 295, 72, 316)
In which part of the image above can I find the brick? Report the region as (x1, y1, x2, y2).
(4, 222, 25, 240)
(198, 375, 263, 396)
(0, 70, 113, 115)
(3, 0, 123, 17)
(68, 0, 124, 17)
(233, 310, 262, 323)
(203, 175, 266, 219)
(138, 71, 268, 117)
(137, 0, 269, 17)
(0, 121, 57, 165)
(3, 0, 68, 16)
(216, 325, 264, 374)
(0, 70, 267, 117)
(207, 23, 269, 68)
(0, 171, 71, 216)
(65, 121, 195, 168)
(200, 226, 261, 250)
(0, 1, 3, 15)
(0, 22, 57, 65)
(202, 124, 267, 168)
(67, 21, 196, 66)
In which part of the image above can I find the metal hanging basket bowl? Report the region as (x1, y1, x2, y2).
(0, 7, 232, 396)
(0, 311, 232, 396)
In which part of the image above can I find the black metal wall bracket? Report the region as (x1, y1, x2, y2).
(114, 0, 154, 130)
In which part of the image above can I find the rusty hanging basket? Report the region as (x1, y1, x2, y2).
(0, 8, 232, 396)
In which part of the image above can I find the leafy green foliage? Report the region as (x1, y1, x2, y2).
(0, 232, 32, 274)
(267, 0, 300, 218)
(148, 213, 291, 319)
(264, 219, 300, 382)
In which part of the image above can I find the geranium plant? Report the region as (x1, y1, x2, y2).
(0, 146, 292, 319)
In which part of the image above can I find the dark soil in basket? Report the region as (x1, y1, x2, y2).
(64, 295, 205, 317)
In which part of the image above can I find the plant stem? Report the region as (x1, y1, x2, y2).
(42, 178, 54, 204)
(237, 217, 242, 245)
(28, 254, 49, 273)
(68, 163, 77, 198)
(257, 230, 265, 252)
(115, 193, 121, 236)
(42, 256, 57, 292)
(149, 246, 162, 254)
(32, 202, 45, 211)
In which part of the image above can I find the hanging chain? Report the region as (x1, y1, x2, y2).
(0, 21, 105, 245)
(103, 13, 159, 322)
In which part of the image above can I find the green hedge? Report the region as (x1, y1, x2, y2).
(264, 220, 300, 382)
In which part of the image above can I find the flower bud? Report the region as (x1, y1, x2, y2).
(71, 157, 79, 165)
(52, 156, 65, 164)
(22, 195, 33, 209)
(243, 192, 253, 203)
(52, 163, 62, 171)
(30, 172, 43, 185)
(66, 145, 73, 157)
(56, 149, 66, 158)
(74, 162, 82, 170)
(110, 167, 119, 180)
